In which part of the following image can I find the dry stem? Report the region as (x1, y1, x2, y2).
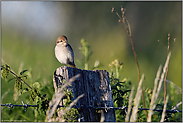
(163, 34, 170, 105)
(160, 95, 169, 122)
(125, 86, 134, 122)
(147, 65, 162, 122)
(130, 74, 144, 122)
(112, 6, 147, 118)
(158, 34, 176, 105)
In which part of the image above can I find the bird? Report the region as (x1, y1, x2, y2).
(55, 35, 76, 68)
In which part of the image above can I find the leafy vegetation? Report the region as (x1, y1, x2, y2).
(1, 34, 181, 122)
(1, 3, 182, 122)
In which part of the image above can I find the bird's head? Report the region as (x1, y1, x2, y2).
(56, 35, 68, 46)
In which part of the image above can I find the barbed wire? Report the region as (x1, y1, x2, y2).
(1, 101, 37, 111)
(1, 102, 182, 113)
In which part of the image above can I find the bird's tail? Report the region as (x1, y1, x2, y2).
(69, 64, 77, 68)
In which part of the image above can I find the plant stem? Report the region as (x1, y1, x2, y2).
(116, 65, 119, 79)
(115, 8, 148, 118)
(85, 63, 88, 70)
(127, 26, 147, 118)
(1, 65, 32, 89)
(164, 34, 170, 105)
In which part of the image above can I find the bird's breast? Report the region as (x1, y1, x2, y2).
(55, 44, 74, 64)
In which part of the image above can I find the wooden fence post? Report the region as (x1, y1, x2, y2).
(53, 66, 116, 122)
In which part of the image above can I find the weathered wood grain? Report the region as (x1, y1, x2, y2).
(53, 66, 116, 122)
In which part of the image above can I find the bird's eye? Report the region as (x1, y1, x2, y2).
(60, 40, 62, 42)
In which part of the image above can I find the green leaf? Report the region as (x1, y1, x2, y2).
(20, 70, 28, 75)
(68, 91, 73, 97)
(22, 88, 29, 94)
(8, 76, 18, 83)
(1, 64, 10, 80)
(15, 77, 22, 93)
(20, 75, 28, 80)
(33, 82, 41, 89)
(30, 88, 40, 101)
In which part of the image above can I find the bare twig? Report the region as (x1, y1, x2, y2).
(163, 33, 170, 105)
(158, 34, 176, 106)
(157, 40, 168, 50)
(112, 6, 147, 118)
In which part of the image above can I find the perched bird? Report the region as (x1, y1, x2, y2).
(55, 35, 76, 68)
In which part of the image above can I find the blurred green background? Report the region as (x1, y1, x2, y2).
(1, 1, 182, 102)
(1, 1, 182, 121)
